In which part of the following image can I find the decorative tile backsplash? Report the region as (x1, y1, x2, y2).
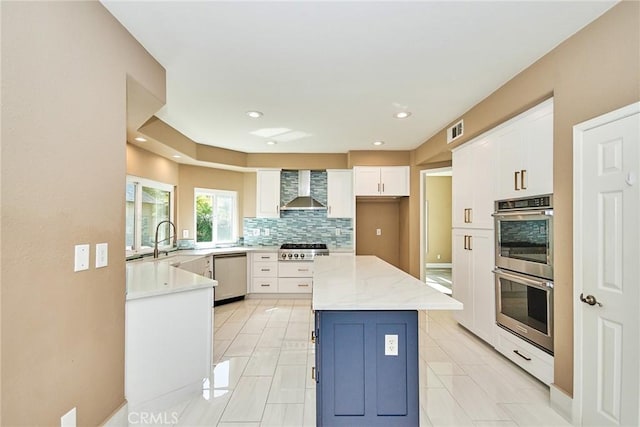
(501, 220, 548, 245)
(243, 170, 353, 247)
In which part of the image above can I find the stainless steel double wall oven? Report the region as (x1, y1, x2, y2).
(493, 194, 554, 354)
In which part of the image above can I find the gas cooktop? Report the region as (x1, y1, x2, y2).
(279, 243, 329, 261)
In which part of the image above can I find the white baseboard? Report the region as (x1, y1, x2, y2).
(426, 263, 452, 269)
(101, 401, 128, 427)
(550, 383, 574, 424)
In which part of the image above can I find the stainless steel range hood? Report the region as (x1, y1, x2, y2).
(280, 170, 326, 211)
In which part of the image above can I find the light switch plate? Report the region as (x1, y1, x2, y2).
(74, 244, 90, 272)
(385, 334, 398, 356)
(376, 228, 382, 236)
(95, 243, 108, 268)
(182, 229, 189, 238)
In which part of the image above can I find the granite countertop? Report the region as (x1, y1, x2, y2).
(312, 255, 463, 311)
(126, 262, 217, 301)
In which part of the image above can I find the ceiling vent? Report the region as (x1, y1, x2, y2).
(447, 119, 464, 144)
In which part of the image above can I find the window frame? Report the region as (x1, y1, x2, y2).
(194, 187, 238, 247)
(126, 175, 175, 256)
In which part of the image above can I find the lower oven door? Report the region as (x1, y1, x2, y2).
(494, 268, 554, 354)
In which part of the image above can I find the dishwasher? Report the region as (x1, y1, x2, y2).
(213, 252, 247, 306)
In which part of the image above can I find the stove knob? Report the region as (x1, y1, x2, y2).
(288, 253, 293, 259)
(281, 253, 286, 259)
(294, 254, 299, 258)
(300, 253, 305, 259)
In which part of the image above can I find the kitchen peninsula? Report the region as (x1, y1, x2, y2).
(125, 260, 217, 410)
(312, 255, 462, 426)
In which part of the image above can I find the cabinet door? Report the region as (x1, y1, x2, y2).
(452, 229, 473, 328)
(522, 108, 553, 196)
(256, 170, 281, 218)
(380, 166, 410, 196)
(497, 126, 524, 199)
(452, 139, 495, 229)
(353, 167, 381, 196)
(327, 169, 354, 218)
(469, 229, 496, 346)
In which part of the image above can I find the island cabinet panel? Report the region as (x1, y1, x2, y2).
(315, 310, 419, 426)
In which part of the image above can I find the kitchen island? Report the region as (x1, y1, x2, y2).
(312, 255, 462, 426)
(125, 261, 217, 411)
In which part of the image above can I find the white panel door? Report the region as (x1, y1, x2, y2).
(575, 104, 639, 427)
(327, 169, 353, 218)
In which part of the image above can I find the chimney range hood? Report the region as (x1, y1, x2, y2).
(280, 170, 326, 211)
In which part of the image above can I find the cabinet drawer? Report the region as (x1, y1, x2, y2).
(252, 262, 278, 277)
(496, 327, 553, 385)
(253, 252, 278, 262)
(279, 262, 313, 278)
(251, 278, 278, 293)
(278, 278, 312, 293)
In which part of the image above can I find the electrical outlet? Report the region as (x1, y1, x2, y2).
(74, 244, 90, 272)
(182, 229, 189, 238)
(253, 228, 260, 236)
(335, 228, 341, 236)
(376, 228, 382, 236)
(95, 243, 108, 268)
(385, 334, 398, 356)
(437, 254, 441, 260)
(264, 228, 270, 236)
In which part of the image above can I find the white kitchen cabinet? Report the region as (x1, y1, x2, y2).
(452, 137, 496, 229)
(496, 99, 553, 199)
(256, 169, 281, 218)
(327, 169, 353, 218)
(250, 252, 279, 293)
(353, 166, 409, 196)
(452, 228, 496, 346)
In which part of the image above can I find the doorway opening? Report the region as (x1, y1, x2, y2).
(420, 167, 452, 295)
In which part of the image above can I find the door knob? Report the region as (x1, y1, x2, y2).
(580, 293, 603, 307)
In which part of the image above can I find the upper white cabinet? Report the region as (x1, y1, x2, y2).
(452, 137, 496, 229)
(496, 99, 553, 199)
(327, 169, 353, 218)
(256, 169, 281, 218)
(353, 166, 410, 196)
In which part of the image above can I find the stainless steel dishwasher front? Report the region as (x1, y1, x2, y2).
(213, 252, 247, 304)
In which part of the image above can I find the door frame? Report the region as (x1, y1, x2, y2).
(419, 167, 452, 282)
(572, 101, 640, 425)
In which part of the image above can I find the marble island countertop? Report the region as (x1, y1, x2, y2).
(312, 255, 462, 311)
(126, 261, 217, 301)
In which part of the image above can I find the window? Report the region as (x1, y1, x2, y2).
(195, 188, 238, 246)
(126, 176, 174, 253)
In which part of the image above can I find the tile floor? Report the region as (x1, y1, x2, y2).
(426, 268, 453, 295)
(144, 298, 570, 426)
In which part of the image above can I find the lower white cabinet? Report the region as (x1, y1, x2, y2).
(495, 327, 554, 385)
(251, 252, 279, 293)
(452, 228, 496, 346)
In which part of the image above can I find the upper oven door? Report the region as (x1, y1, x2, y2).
(494, 209, 553, 279)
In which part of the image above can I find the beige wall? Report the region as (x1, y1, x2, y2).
(1, 2, 165, 426)
(425, 176, 452, 264)
(177, 165, 246, 239)
(355, 200, 401, 268)
(409, 2, 640, 396)
(126, 143, 179, 185)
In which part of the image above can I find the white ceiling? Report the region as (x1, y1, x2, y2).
(103, 1, 617, 154)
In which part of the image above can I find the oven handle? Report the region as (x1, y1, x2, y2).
(493, 269, 554, 290)
(492, 210, 553, 218)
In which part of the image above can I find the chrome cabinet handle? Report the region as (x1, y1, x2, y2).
(377, 183, 381, 193)
(298, 283, 310, 287)
(580, 293, 603, 307)
(382, 183, 385, 193)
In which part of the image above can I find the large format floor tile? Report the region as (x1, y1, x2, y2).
(131, 298, 567, 426)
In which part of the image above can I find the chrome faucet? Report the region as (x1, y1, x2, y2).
(153, 220, 177, 258)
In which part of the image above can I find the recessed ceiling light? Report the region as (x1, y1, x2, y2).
(134, 136, 147, 142)
(246, 111, 263, 118)
(266, 141, 277, 145)
(394, 111, 411, 119)
(172, 155, 181, 159)
(373, 141, 385, 146)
